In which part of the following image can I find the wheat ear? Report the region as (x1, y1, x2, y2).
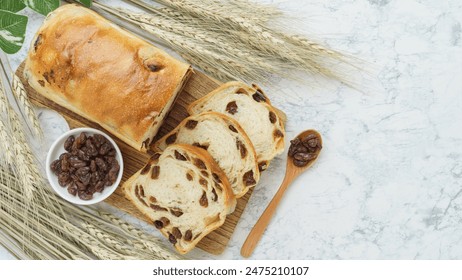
(97, 212, 183, 260)
(0, 85, 41, 201)
(230, 0, 283, 22)
(153, 0, 287, 45)
(81, 222, 140, 258)
(12, 74, 43, 138)
(60, 221, 126, 260)
(0, 119, 15, 166)
(10, 105, 44, 201)
(128, 0, 279, 23)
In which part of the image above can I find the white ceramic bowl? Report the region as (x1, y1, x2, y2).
(46, 127, 124, 205)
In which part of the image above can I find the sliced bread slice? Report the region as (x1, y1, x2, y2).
(188, 81, 285, 171)
(152, 112, 259, 198)
(122, 144, 236, 254)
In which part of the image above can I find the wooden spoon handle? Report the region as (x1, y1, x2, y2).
(240, 175, 293, 258)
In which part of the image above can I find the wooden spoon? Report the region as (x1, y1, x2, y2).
(240, 129, 322, 258)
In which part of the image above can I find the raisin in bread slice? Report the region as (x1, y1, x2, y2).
(122, 144, 236, 254)
(152, 112, 259, 198)
(188, 81, 285, 171)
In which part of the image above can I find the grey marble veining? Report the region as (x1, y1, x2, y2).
(2, 0, 462, 259)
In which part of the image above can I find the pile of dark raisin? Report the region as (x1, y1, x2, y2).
(288, 133, 322, 167)
(50, 132, 120, 200)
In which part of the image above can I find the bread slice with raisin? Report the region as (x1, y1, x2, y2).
(122, 144, 236, 254)
(152, 112, 259, 198)
(188, 81, 285, 171)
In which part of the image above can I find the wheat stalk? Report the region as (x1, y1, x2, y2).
(8, 109, 43, 202)
(97, 212, 183, 260)
(0, 55, 43, 139)
(283, 34, 341, 57)
(229, 29, 337, 76)
(229, 0, 283, 23)
(149, 0, 302, 69)
(0, 171, 92, 259)
(12, 74, 43, 138)
(0, 78, 11, 120)
(128, 0, 280, 23)
(0, 120, 15, 167)
(179, 53, 233, 82)
(11, 134, 38, 201)
(152, 0, 287, 45)
(82, 222, 138, 257)
(84, 219, 182, 260)
(0, 209, 71, 259)
(0, 229, 30, 259)
(0, 86, 40, 201)
(66, 221, 133, 260)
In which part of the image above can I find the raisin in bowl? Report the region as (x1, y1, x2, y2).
(46, 127, 124, 205)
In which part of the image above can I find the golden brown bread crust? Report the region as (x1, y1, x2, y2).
(24, 4, 191, 151)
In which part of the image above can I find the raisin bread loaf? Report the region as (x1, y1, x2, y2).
(24, 4, 191, 151)
(188, 81, 285, 171)
(123, 144, 236, 254)
(152, 112, 259, 198)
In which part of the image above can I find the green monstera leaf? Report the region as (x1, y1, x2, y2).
(0, 10, 28, 54)
(0, 0, 27, 13)
(23, 0, 60, 16)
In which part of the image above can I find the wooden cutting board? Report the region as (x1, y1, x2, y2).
(16, 61, 253, 255)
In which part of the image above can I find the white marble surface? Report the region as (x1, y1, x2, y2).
(2, 0, 462, 259)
